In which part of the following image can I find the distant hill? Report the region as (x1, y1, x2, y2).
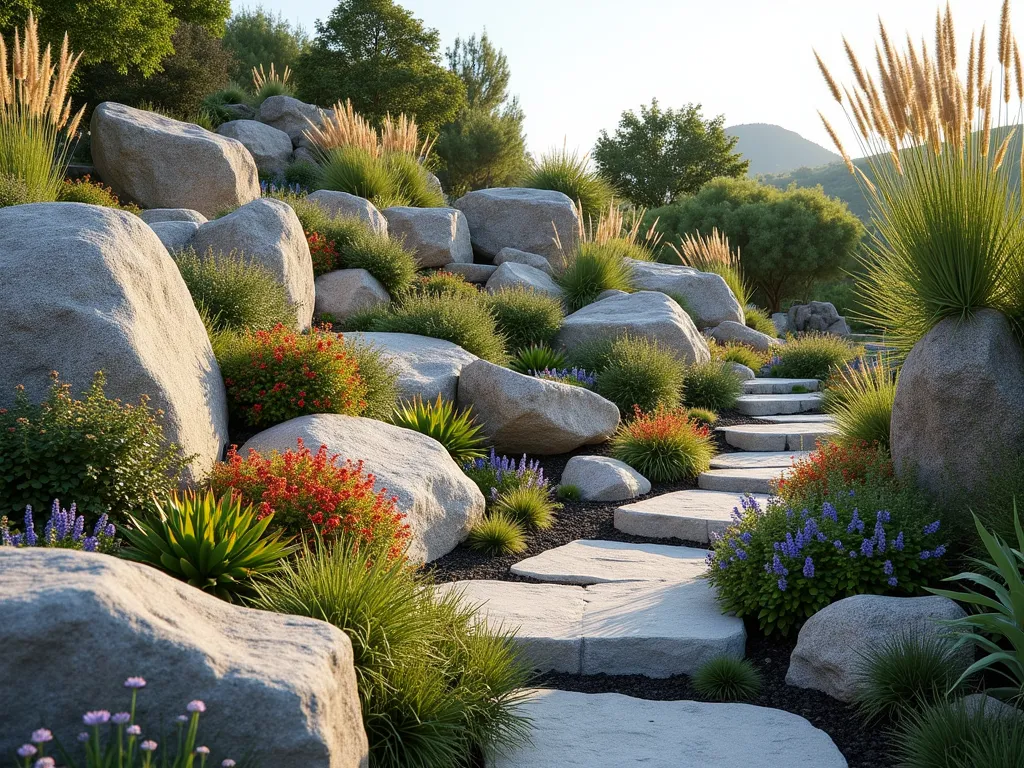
(726, 123, 842, 176)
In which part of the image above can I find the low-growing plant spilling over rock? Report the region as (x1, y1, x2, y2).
(610, 405, 714, 482)
(533, 367, 597, 388)
(341, 336, 400, 421)
(769, 333, 863, 380)
(414, 270, 479, 298)
(1, 501, 117, 553)
(57, 176, 141, 213)
(482, 287, 564, 351)
(209, 440, 410, 561)
(463, 448, 548, 503)
(390, 394, 488, 464)
(823, 355, 897, 449)
(682, 360, 742, 411)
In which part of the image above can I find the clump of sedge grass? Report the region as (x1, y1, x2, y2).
(692, 656, 763, 702)
(467, 511, 527, 556)
(524, 142, 614, 223)
(823, 355, 897, 449)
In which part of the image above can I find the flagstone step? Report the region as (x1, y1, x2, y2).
(710, 451, 810, 469)
(718, 422, 837, 452)
(742, 378, 820, 394)
(614, 489, 768, 543)
(698, 467, 789, 494)
(754, 414, 835, 424)
(510, 539, 709, 585)
(735, 393, 823, 416)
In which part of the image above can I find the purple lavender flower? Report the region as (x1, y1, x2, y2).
(833, 539, 844, 550)
(923, 520, 941, 535)
(176, 715, 189, 723)
(735, 548, 748, 560)
(887, 576, 899, 587)
(92, 513, 110, 539)
(920, 550, 931, 559)
(803, 556, 815, 578)
(771, 554, 788, 576)
(877, 510, 891, 524)
(83, 711, 110, 726)
(82, 537, 98, 552)
(77, 733, 90, 743)
(127, 725, 142, 736)
(894, 531, 905, 551)
(821, 502, 838, 522)
(933, 544, 947, 557)
(24, 506, 36, 546)
(861, 538, 874, 558)
(34, 758, 55, 768)
(195, 746, 210, 755)
(874, 521, 887, 553)
(846, 509, 862, 534)
(31, 729, 52, 743)
(777, 577, 788, 591)
(741, 495, 763, 515)
(186, 701, 206, 713)
(17, 744, 37, 758)
(124, 677, 147, 689)
(883, 560, 894, 576)
(740, 531, 752, 545)
(222, 761, 237, 767)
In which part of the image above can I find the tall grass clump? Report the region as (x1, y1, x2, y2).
(823, 355, 897, 449)
(815, 1, 1024, 355)
(670, 228, 751, 310)
(682, 360, 743, 411)
(523, 143, 614, 223)
(590, 334, 685, 415)
(557, 243, 635, 311)
(482, 287, 564, 351)
(894, 698, 1024, 768)
(252, 62, 295, 104)
(770, 333, 863, 380)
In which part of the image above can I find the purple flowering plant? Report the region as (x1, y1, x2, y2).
(1, 501, 117, 554)
(531, 367, 598, 389)
(463, 448, 548, 504)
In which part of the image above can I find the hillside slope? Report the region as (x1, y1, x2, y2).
(726, 123, 842, 176)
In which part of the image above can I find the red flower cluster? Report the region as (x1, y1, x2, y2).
(210, 439, 410, 561)
(307, 231, 338, 276)
(621, 405, 711, 441)
(776, 441, 893, 502)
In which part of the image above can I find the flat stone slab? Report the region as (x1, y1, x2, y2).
(718, 423, 837, 452)
(489, 690, 848, 768)
(698, 467, 789, 494)
(743, 378, 820, 394)
(710, 451, 810, 469)
(735, 393, 823, 416)
(614, 489, 768, 543)
(510, 539, 709, 585)
(755, 414, 836, 424)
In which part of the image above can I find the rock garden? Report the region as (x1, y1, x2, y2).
(3, 3, 1024, 768)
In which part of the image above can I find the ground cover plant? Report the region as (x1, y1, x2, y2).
(463, 449, 548, 503)
(532, 367, 597, 388)
(769, 333, 862, 380)
(1, 501, 118, 553)
(744, 305, 777, 337)
(58, 176, 141, 213)
(610, 405, 714, 482)
(414, 270, 479, 299)
(482, 287, 563, 351)
(390, 395, 487, 464)
(691, 656, 762, 702)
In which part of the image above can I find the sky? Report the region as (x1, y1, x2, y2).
(253, 0, 1004, 158)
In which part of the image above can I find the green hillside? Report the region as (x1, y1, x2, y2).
(726, 123, 842, 176)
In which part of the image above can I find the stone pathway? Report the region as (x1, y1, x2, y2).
(755, 413, 835, 423)
(742, 377, 820, 394)
(698, 466, 788, 494)
(718, 421, 837, 451)
(510, 539, 708, 584)
(709, 450, 810, 468)
(735, 392, 823, 416)
(615, 489, 768, 543)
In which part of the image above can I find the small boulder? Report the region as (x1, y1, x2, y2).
(772, 312, 790, 335)
(495, 247, 554, 275)
(241, 414, 485, 562)
(220, 102, 257, 121)
(709, 320, 778, 351)
(192, 198, 315, 330)
(140, 208, 208, 225)
(959, 694, 1023, 721)
(446, 263, 497, 284)
(314, 269, 390, 321)
(149, 220, 198, 252)
(216, 119, 294, 177)
(382, 206, 472, 267)
(560, 456, 651, 501)
(727, 362, 757, 381)
(787, 301, 850, 336)
(626, 259, 744, 327)
(485, 262, 563, 299)
(457, 361, 620, 454)
(307, 190, 388, 237)
(343, 332, 478, 403)
(90, 102, 259, 218)
(786, 594, 971, 702)
(256, 95, 326, 142)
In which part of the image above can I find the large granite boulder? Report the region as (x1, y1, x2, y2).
(216, 119, 294, 176)
(192, 198, 315, 330)
(307, 190, 388, 237)
(494, 247, 554, 275)
(457, 361, 620, 454)
(0, 203, 228, 482)
(556, 291, 711, 364)
(90, 102, 260, 218)
(560, 456, 651, 502)
(626, 259, 744, 327)
(139, 208, 207, 225)
(241, 414, 484, 562)
(787, 301, 851, 336)
(786, 594, 970, 702)
(382, 206, 472, 267)
(709, 320, 778, 351)
(149, 220, 198, 252)
(256, 95, 326, 142)
(0, 549, 368, 767)
(343, 332, 478, 403)
(453, 188, 580, 265)
(891, 310, 1024, 500)
(314, 269, 390, 321)
(485, 262, 563, 299)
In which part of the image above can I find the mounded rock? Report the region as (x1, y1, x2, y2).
(959, 694, 1024, 721)
(382, 206, 472, 267)
(485, 261, 563, 298)
(557, 291, 711, 364)
(453, 187, 580, 265)
(626, 259, 744, 327)
(90, 102, 260, 218)
(560, 456, 650, 501)
(511, 540, 709, 585)
(772, 312, 790, 335)
(495, 247, 554, 275)
(709, 320, 778, 351)
(596, 289, 629, 301)
(149, 221, 199, 252)
(192, 198, 315, 330)
(446, 262, 497, 283)
(343, 332, 477, 403)
(307, 190, 388, 237)
(217, 119, 294, 176)
(458, 361, 619, 454)
(787, 301, 850, 336)
(728, 362, 757, 381)
(221, 102, 257, 121)
(256, 95, 326, 142)
(891, 310, 1024, 500)
(240, 414, 484, 562)
(0, 549, 368, 767)
(314, 269, 390, 321)
(140, 208, 208, 225)
(0, 203, 228, 482)
(786, 594, 971, 702)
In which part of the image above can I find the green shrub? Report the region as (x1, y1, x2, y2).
(57, 176, 140, 213)
(413, 270, 479, 298)
(823, 356, 897, 449)
(0, 372, 188, 525)
(745, 305, 778, 336)
(0, 172, 30, 207)
(686, 407, 718, 426)
(390, 395, 488, 464)
(711, 339, 767, 372)
(509, 344, 567, 375)
(253, 539, 531, 767)
(482, 287, 564, 351)
(467, 511, 529, 556)
(174, 247, 297, 332)
(565, 337, 615, 374)
(682, 360, 742, 411)
(523, 145, 614, 223)
(594, 335, 684, 415)
(343, 338, 399, 421)
(493, 485, 559, 530)
(692, 657, 762, 702)
(894, 699, 1024, 768)
(386, 151, 445, 207)
(610, 406, 714, 483)
(770, 333, 862, 380)
(284, 160, 323, 191)
(557, 242, 635, 312)
(556, 484, 582, 501)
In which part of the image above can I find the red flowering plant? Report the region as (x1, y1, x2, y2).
(216, 324, 368, 427)
(307, 231, 339, 276)
(609, 405, 716, 483)
(209, 439, 411, 562)
(775, 441, 894, 507)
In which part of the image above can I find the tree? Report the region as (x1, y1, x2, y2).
(294, 0, 465, 132)
(594, 100, 749, 208)
(446, 31, 510, 112)
(649, 177, 864, 312)
(222, 6, 308, 84)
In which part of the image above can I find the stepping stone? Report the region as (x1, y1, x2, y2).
(735, 393, 823, 416)
(445, 578, 745, 677)
(614, 489, 768, 543)
(755, 414, 835, 424)
(698, 467, 789, 494)
(511, 539, 709, 585)
(742, 378, 819, 394)
(488, 689, 848, 768)
(718, 422, 837, 452)
(710, 451, 809, 469)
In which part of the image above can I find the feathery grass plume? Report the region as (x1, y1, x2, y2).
(671, 228, 751, 310)
(251, 62, 294, 104)
(305, 98, 435, 161)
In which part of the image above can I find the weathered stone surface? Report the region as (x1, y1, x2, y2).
(221, 102, 257, 121)
(382, 206, 472, 267)
(710, 320, 778, 351)
(488, 690, 848, 768)
(710, 451, 810, 470)
(959, 694, 1024, 721)
(343, 332, 477, 403)
(192, 198, 315, 329)
(0, 203, 228, 482)
(755, 414, 835, 424)
(457, 361, 619, 454)
(494, 247, 554, 275)
(446, 263, 497, 283)
(772, 312, 790, 335)
(735, 393, 823, 417)
(698, 467, 789, 494)
(485, 262, 563, 298)
(626, 259, 744, 327)
(0, 549, 368, 768)
(891, 310, 1024, 500)
(150, 221, 199, 252)
(140, 208, 208, 225)
(453, 187, 579, 264)
(786, 595, 971, 702)
(728, 362, 756, 380)
(511, 540, 709, 585)
(91, 102, 259, 218)
(306, 190, 388, 237)
(217, 119, 294, 176)
(743, 378, 820, 394)
(256, 95, 326, 142)
(560, 456, 650, 501)
(557, 291, 710, 364)
(314, 269, 389, 321)
(240, 414, 484, 562)
(718, 422, 837, 452)
(615, 490, 769, 544)
(787, 301, 850, 336)
(596, 289, 629, 301)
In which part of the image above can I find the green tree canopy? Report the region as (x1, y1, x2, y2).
(649, 177, 864, 312)
(222, 5, 308, 84)
(594, 100, 749, 208)
(294, 0, 465, 133)
(446, 30, 510, 112)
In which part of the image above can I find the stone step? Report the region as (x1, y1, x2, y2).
(698, 467, 789, 494)
(444, 579, 745, 678)
(718, 422, 837, 452)
(742, 378, 820, 394)
(489, 690, 848, 768)
(710, 451, 810, 469)
(734, 393, 823, 417)
(511, 539, 709, 585)
(754, 414, 835, 424)
(614, 489, 768, 543)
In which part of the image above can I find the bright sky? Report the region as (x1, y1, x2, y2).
(254, 0, 1003, 158)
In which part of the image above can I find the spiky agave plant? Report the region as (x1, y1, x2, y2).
(390, 394, 489, 463)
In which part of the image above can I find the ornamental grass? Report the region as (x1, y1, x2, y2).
(669, 228, 751, 310)
(610, 405, 715, 482)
